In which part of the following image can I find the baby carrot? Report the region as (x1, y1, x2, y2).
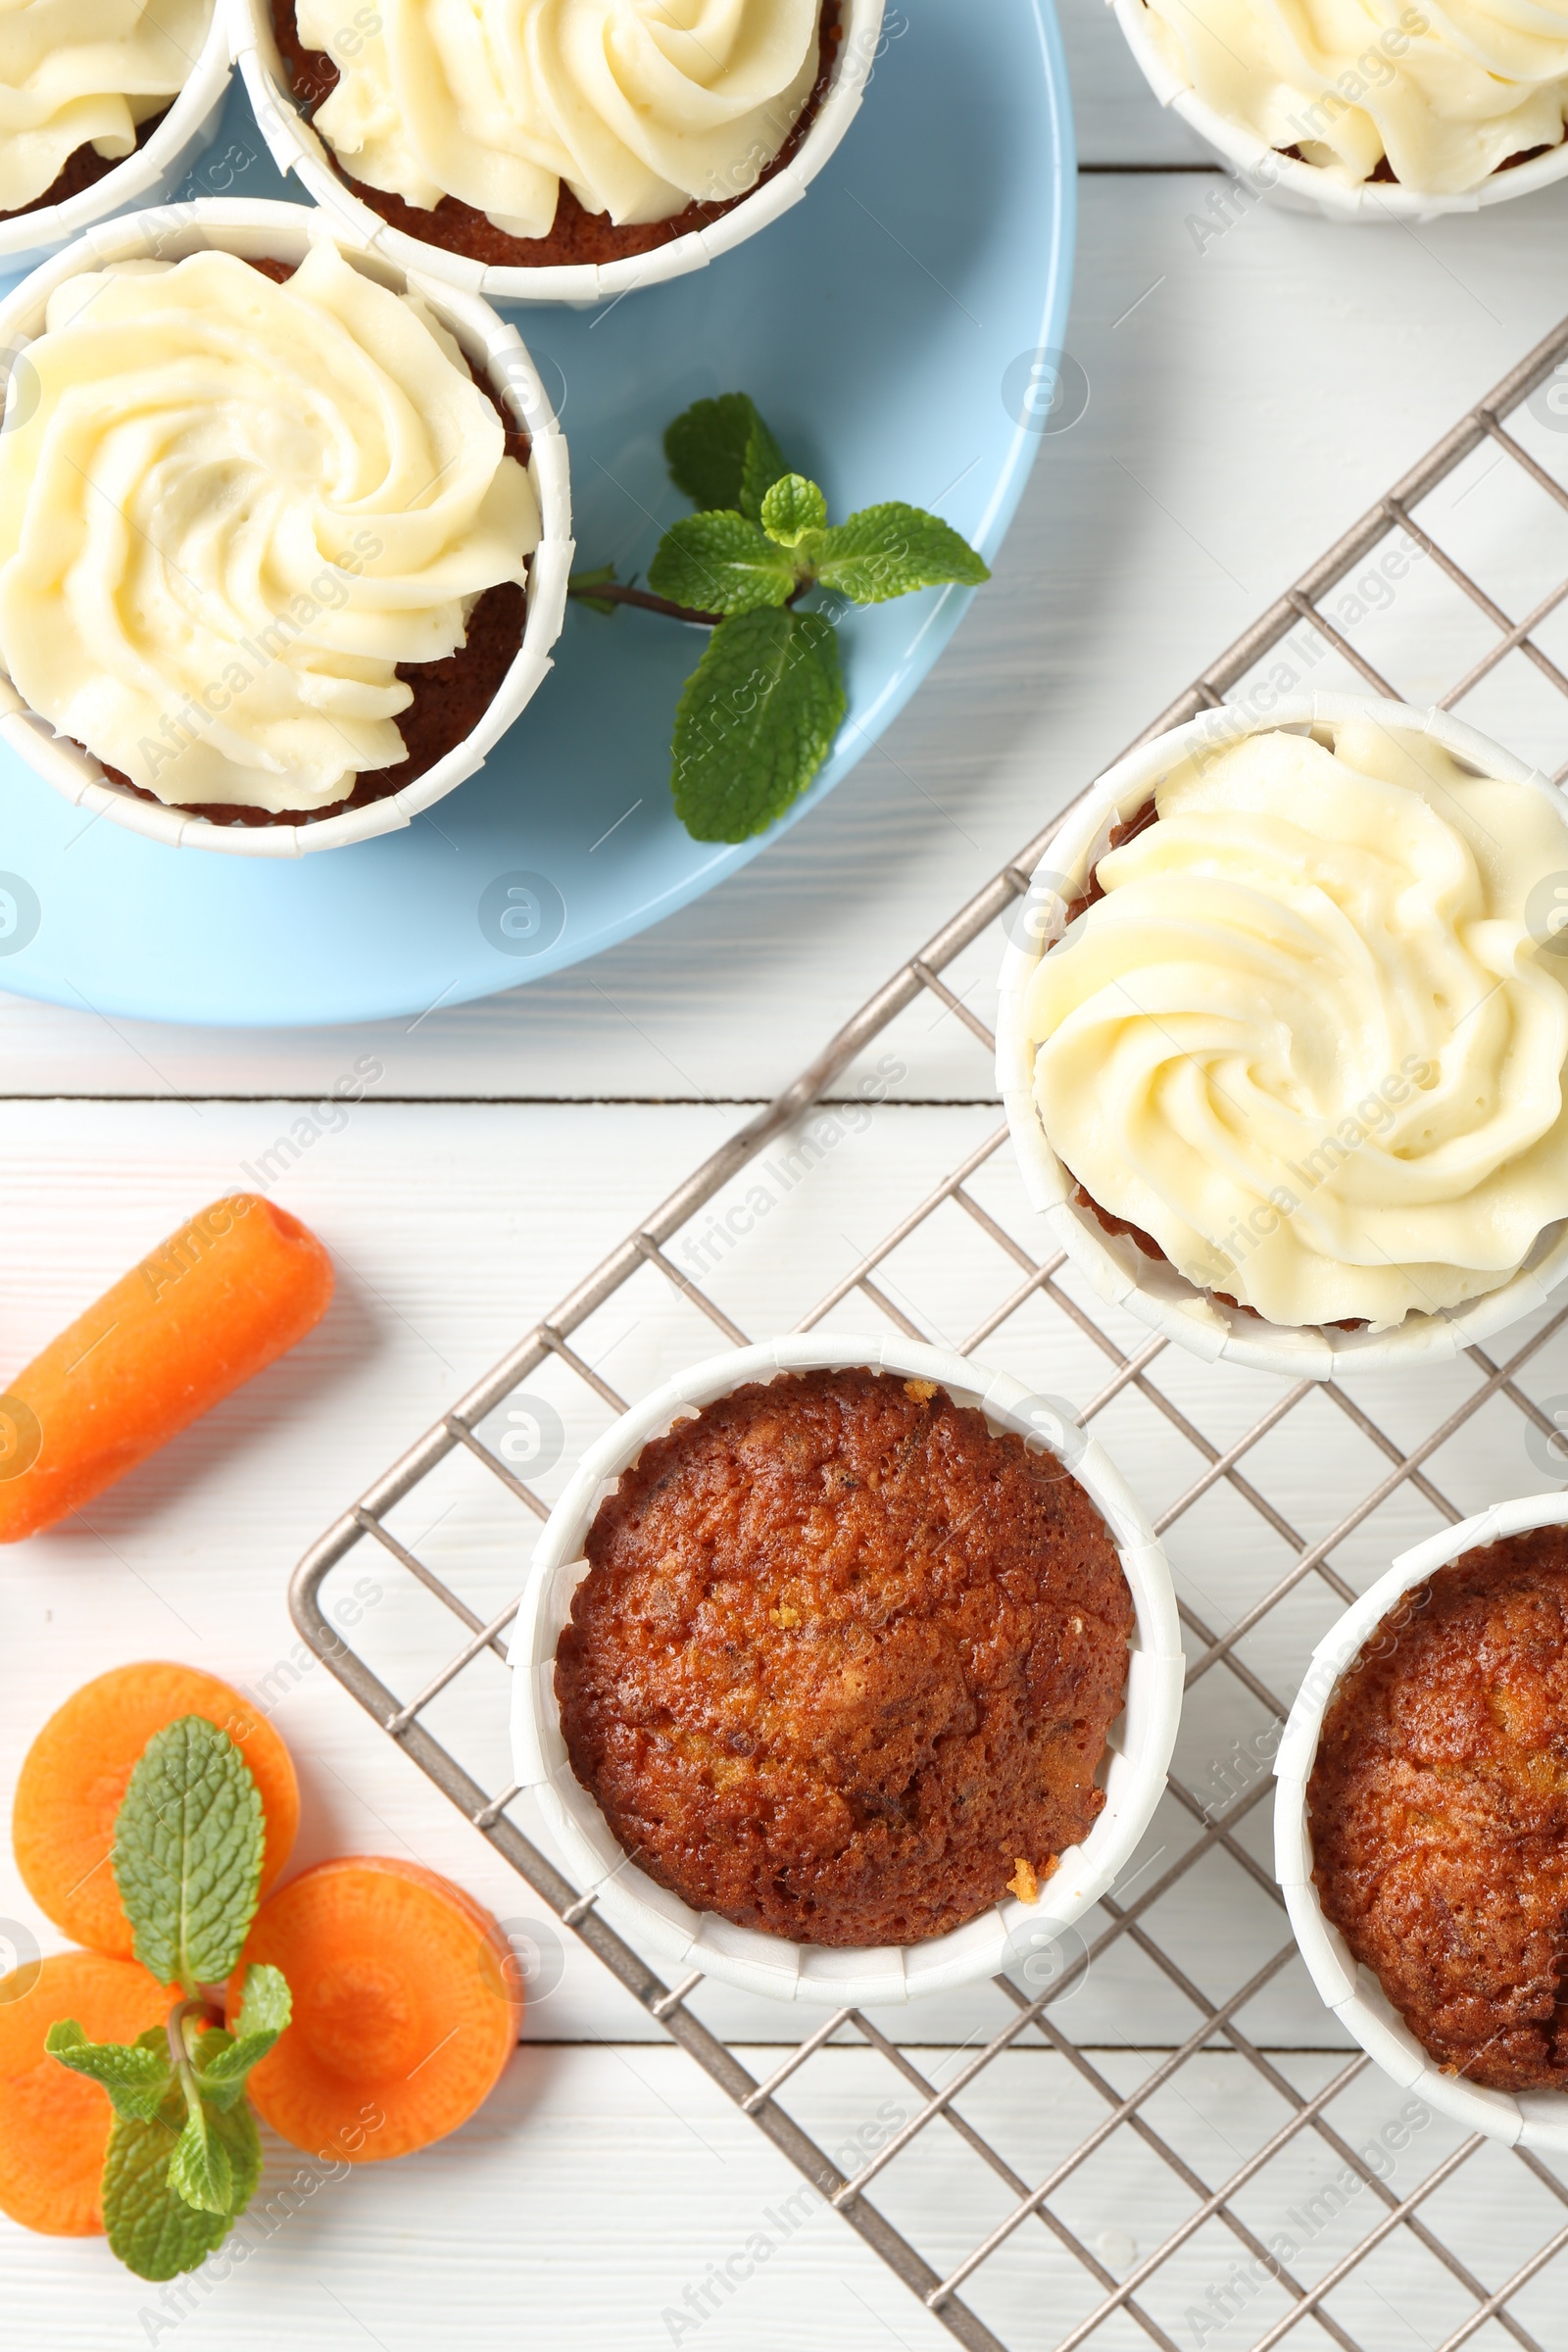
(0, 1193, 332, 1541)
(0, 1951, 176, 2234)
(14, 1661, 300, 1962)
(228, 1857, 523, 2163)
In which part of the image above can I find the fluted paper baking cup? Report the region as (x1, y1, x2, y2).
(1110, 0, 1568, 222)
(509, 1334, 1183, 2007)
(235, 0, 885, 307)
(995, 692, 1568, 1380)
(1275, 1493, 1568, 2153)
(0, 6, 231, 278)
(0, 198, 572, 857)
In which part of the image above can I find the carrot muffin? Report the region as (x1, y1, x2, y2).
(0, 0, 213, 221)
(1135, 0, 1568, 196)
(1022, 717, 1568, 1331)
(555, 1367, 1134, 1949)
(0, 240, 540, 822)
(274, 0, 838, 270)
(1308, 1529, 1568, 2092)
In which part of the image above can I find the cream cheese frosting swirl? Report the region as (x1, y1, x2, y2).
(1140, 0, 1568, 193)
(0, 0, 214, 215)
(0, 243, 538, 812)
(298, 0, 824, 237)
(1024, 721, 1568, 1330)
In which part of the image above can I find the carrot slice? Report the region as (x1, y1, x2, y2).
(14, 1663, 300, 1962)
(0, 1950, 176, 2234)
(0, 1192, 333, 1542)
(227, 1857, 522, 2164)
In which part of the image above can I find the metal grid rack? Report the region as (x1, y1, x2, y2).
(291, 312, 1568, 2352)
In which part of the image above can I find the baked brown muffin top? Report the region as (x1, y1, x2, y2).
(555, 1367, 1134, 1949)
(1308, 1528, 1568, 2091)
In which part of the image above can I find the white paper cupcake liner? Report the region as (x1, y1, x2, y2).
(0, 197, 572, 857)
(0, 7, 232, 280)
(509, 1334, 1184, 2007)
(235, 0, 885, 307)
(995, 691, 1568, 1380)
(1110, 0, 1568, 222)
(1275, 1492, 1568, 2153)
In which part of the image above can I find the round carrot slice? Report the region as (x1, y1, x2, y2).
(13, 1662, 300, 1962)
(228, 1857, 522, 2164)
(0, 1950, 176, 2234)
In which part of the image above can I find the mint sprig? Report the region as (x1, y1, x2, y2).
(47, 1716, 290, 2281)
(567, 394, 992, 845)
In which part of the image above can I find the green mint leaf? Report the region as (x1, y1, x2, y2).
(113, 1715, 265, 1992)
(760, 474, 828, 549)
(168, 2103, 233, 2216)
(738, 417, 790, 528)
(193, 1967, 291, 2110)
(100, 2028, 262, 2276)
(663, 394, 787, 523)
(187, 2022, 237, 2081)
(671, 608, 846, 844)
(190, 2037, 257, 2114)
(648, 512, 798, 617)
(813, 503, 992, 605)
(233, 1962, 290, 2043)
(45, 2021, 172, 2122)
(209, 2094, 261, 2216)
(567, 563, 620, 616)
(101, 2061, 226, 2279)
(105, 2088, 261, 2278)
(105, 2117, 227, 2278)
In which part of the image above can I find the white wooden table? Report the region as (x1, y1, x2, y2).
(5, 10, 1568, 2346)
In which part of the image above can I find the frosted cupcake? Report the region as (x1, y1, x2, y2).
(0, 203, 569, 850)
(239, 0, 885, 300)
(1114, 0, 1568, 218)
(0, 0, 230, 275)
(997, 699, 1568, 1375)
(0, 0, 214, 220)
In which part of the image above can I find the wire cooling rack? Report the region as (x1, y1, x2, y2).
(291, 311, 1568, 2352)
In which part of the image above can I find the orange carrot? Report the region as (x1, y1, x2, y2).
(14, 1663, 300, 1962)
(0, 1193, 333, 1541)
(227, 1857, 522, 2163)
(0, 1950, 176, 2234)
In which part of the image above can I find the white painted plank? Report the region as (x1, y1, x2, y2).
(1060, 0, 1214, 166)
(0, 2045, 1539, 2352)
(2, 177, 1565, 1102)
